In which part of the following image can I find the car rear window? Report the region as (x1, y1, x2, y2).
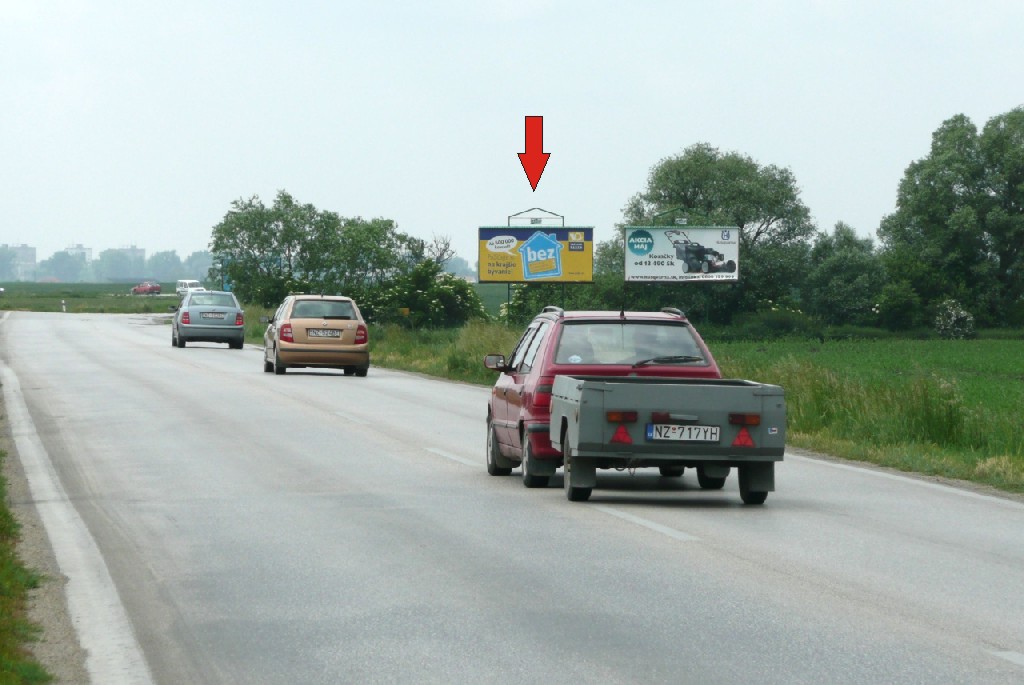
(554, 322, 703, 365)
(190, 293, 237, 307)
(291, 300, 355, 319)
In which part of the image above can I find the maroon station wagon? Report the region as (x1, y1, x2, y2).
(485, 306, 723, 487)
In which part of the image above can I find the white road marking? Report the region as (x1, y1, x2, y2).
(0, 362, 155, 685)
(989, 650, 1024, 668)
(787, 453, 1024, 509)
(425, 447, 479, 467)
(594, 505, 701, 542)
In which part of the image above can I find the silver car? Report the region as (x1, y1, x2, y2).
(172, 290, 246, 349)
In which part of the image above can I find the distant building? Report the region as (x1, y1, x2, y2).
(117, 245, 146, 262)
(64, 244, 93, 261)
(2, 243, 37, 281)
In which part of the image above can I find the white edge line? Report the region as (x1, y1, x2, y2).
(787, 452, 1024, 509)
(425, 447, 479, 468)
(593, 505, 701, 542)
(988, 650, 1024, 668)
(0, 361, 155, 684)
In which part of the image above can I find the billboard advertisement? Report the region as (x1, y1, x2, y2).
(624, 226, 740, 282)
(478, 227, 594, 283)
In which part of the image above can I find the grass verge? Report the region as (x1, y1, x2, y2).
(0, 450, 51, 684)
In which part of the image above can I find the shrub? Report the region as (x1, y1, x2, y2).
(934, 299, 976, 339)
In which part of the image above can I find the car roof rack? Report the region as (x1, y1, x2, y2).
(661, 307, 686, 318)
(541, 305, 564, 317)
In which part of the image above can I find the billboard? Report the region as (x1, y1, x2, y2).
(624, 226, 740, 282)
(478, 227, 594, 283)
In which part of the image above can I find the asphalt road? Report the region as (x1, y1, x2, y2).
(2, 311, 1023, 684)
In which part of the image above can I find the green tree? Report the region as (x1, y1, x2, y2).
(878, 107, 1024, 325)
(37, 251, 86, 282)
(95, 249, 143, 282)
(209, 192, 325, 306)
(184, 251, 213, 281)
(146, 251, 183, 282)
(802, 222, 885, 326)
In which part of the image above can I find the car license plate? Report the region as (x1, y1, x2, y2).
(307, 328, 341, 338)
(201, 312, 225, 319)
(646, 424, 720, 442)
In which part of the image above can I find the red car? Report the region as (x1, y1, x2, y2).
(131, 281, 162, 295)
(484, 306, 723, 486)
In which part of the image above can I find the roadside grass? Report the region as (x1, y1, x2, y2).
(0, 451, 51, 684)
(0, 282, 176, 314)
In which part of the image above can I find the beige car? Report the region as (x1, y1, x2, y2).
(263, 294, 370, 376)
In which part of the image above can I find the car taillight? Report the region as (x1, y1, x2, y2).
(235, 313, 244, 326)
(355, 323, 368, 345)
(181, 311, 190, 324)
(729, 413, 761, 426)
(281, 323, 293, 343)
(531, 376, 555, 410)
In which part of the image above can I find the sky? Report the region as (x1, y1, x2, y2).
(2, 0, 1023, 267)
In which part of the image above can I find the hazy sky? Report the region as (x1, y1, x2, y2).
(3, 1, 1023, 266)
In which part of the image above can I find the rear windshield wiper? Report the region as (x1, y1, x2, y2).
(632, 355, 704, 368)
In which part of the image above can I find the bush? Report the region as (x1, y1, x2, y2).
(934, 299, 976, 339)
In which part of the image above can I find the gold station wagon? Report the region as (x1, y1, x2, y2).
(262, 294, 370, 376)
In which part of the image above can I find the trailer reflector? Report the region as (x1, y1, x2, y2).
(610, 425, 633, 444)
(732, 427, 755, 447)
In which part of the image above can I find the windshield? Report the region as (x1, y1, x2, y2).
(554, 322, 704, 365)
(291, 300, 355, 319)
(189, 293, 237, 307)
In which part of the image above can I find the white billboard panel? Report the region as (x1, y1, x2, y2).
(624, 226, 740, 282)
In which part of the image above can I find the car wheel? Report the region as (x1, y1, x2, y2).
(521, 440, 549, 488)
(171, 330, 177, 347)
(230, 340, 243, 350)
(176, 330, 186, 348)
(486, 421, 512, 476)
(563, 448, 592, 502)
(696, 465, 726, 490)
(659, 466, 685, 477)
(355, 366, 368, 377)
(273, 347, 286, 375)
(263, 355, 273, 372)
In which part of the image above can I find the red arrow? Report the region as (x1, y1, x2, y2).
(518, 115, 550, 191)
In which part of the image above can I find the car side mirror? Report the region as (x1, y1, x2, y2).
(484, 354, 508, 372)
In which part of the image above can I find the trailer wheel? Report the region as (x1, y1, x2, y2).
(486, 422, 512, 476)
(739, 468, 768, 505)
(697, 465, 727, 489)
(564, 449, 592, 502)
(659, 466, 684, 477)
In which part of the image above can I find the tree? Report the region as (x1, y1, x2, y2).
(146, 251, 183, 282)
(94, 249, 143, 282)
(878, 107, 1024, 325)
(210, 192, 328, 306)
(184, 251, 213, 281)
(37, 252, 86, 282)
(367, 260, 486, 327)
(802, 222, 885, 326)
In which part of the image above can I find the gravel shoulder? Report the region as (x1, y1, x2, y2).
(2, 418, 89, 684)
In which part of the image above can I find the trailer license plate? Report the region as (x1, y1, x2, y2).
(646, 424, 720, 442)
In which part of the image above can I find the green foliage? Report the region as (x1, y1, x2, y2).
(879, 106, 1024, 325)
(934, 299, 976, 339)
(803, 223, 884, 326)
(365, 260, 487, 328)
(876, 279, 923, 331)
(1, 451, 53, 684)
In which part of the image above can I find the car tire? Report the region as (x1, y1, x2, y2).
(355, 366, 368, 377)
(263, 356, 273, 373)
(738, 467, 769, 505)
(696, 465, 726, 490)
(564, 448, 592, 502)
(521, 440, 549, 488)
(171, 331, 177, 347)
(273, 348, 286, 375)
(659, 466, 685, 477)
(176, 330, 186, 348)
(486, 422, 512, 476)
